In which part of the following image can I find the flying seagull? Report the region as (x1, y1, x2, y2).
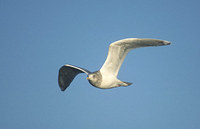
(58, 38, 171, 91)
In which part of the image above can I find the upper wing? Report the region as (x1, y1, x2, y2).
(100, 38, 171, 77)
(58, 64, 91, 91)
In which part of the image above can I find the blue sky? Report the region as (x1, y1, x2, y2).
(1, 0, 200, 129)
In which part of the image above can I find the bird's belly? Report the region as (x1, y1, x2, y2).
(97, 75, 118, 89)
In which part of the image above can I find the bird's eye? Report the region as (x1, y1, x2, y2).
(92, 75, 96, 78)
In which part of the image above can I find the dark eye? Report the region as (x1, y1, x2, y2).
(92, 75, 96, 78)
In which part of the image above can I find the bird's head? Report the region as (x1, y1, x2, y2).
(86, 71, 102, 87)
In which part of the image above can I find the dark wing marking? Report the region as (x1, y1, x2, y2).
(58, 64, 91, 91)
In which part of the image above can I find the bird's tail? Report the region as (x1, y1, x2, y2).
(118, 80, 132, 87)
(123, 81, 132, 86)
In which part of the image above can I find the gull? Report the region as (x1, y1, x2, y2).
(58, 38, 171, 91)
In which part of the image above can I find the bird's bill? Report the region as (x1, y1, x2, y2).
(86, 77, 89, 80)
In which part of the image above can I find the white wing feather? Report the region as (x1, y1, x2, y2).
(100, 38, 171, 77)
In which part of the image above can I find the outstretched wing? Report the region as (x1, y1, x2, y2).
(58, 64, 91, 91)
(100, 38, 171, 77)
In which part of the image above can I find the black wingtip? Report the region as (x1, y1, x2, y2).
(58, 64, 87, 92)
(58, 80, 68, 91)
(59, 86, 66, 91)
(61, 89, 66, 91)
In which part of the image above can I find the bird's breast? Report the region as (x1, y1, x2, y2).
(97, 73, 118, 89)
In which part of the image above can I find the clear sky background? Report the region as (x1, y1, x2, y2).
(1, 0, 200, 129)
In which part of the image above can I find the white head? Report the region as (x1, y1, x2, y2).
(86, 71, 102, 87)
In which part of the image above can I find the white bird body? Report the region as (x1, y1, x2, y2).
(98, 71, 119, 88)
(58, 38, 171, 91)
